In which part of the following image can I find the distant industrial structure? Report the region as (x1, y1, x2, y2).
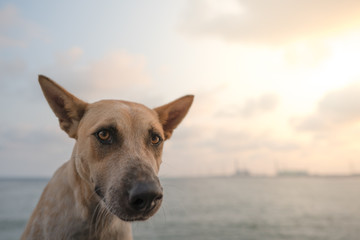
(230, 160, 360, 178)
(233, 159, 251, 177)
(233, 168, 251, 177)
(276, 170, 309, 177)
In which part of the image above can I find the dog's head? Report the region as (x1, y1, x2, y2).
(38, 75, 193, 221)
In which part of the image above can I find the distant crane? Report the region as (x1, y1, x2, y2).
(233, 159, 251, 177)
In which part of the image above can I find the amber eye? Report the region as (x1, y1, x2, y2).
(151, 134, 162, 145)
(96, 130, 112, 144)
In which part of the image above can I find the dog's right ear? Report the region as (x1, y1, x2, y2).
(38, 75, 88, 139)
(154, 95, 194, 140)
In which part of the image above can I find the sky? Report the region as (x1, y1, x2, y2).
(1, 0, 360, 177)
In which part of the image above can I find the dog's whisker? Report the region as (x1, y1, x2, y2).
(99, 204, 109, 233)
(90, 202, 102, 237)
(101, 205, 111, 232)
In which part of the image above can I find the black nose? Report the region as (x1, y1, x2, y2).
(128, 182, 163, 212)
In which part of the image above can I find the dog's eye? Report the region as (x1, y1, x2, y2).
(151, 134, 162, 145)
(96, 130, 112, 144)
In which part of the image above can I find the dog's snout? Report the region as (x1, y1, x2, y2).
(128, 182, 163, 212)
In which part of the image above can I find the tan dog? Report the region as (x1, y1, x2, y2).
(21, 75, 193, 240)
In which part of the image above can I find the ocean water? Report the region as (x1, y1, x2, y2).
(1, 177, 360, 240)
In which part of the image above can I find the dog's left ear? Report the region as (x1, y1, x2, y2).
(154, 95, 194, 140)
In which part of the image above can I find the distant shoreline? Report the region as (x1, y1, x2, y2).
(1, 174, 360, 181)
(0, 176, 51, 181)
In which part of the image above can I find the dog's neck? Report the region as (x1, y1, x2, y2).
(68, 144, 102, 219)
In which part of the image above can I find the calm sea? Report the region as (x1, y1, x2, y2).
(1, 177, 360, 240)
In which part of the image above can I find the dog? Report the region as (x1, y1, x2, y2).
(21, 75, 194, 240)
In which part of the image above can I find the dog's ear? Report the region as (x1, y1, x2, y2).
(38, 75, 88, 139)
(154, 95, 194, 140)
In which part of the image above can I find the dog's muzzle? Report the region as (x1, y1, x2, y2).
(102, 163, 163, 221)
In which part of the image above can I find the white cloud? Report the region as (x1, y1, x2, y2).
(161, 122, 300, 177)
(40, 47, 152, 102)
(294, 81, 360, 132)
(0, 125, 73, 177)
(179, 0, 360, 44)
(239, 93, 279, 117)
(89, 50, 151, 91)
(215, 93, 279, 118)
(55, 47, 84, 66)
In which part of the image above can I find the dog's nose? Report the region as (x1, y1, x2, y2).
(128, 182, 163, 212)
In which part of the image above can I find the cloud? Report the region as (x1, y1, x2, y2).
(89, 50, 151, 91)
(240, 93, 279, 117)
(217, 93, 279, 118)
(294, 81, 360, 132)
(161, 122, 300, 177)
(54, 47, 84, 66)
(179, 0, 360, 44)
(0, 4, 47, 48)
(40, 47, 152, 102)
(0, 126, 65, 148)
(0, 125, 73, 177)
